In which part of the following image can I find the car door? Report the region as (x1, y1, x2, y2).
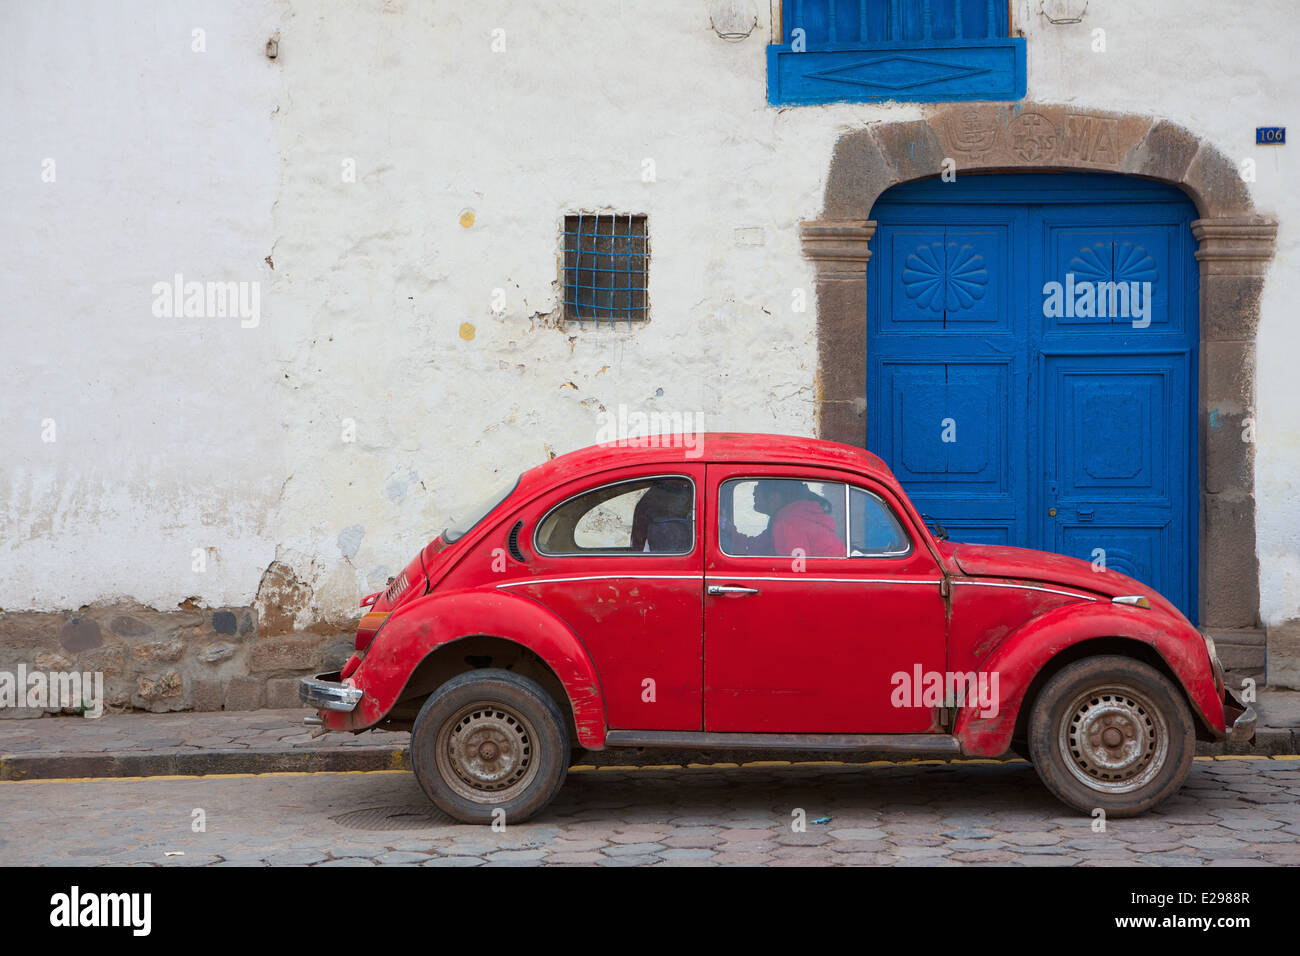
(501, 464, 705, 731)
(704, 463, 948, 734)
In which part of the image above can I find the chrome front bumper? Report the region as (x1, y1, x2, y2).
(299, 674, 363, 712)
(1223, 687, 1257, 744)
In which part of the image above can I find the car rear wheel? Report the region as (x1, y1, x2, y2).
(1027, 655, 1195, 817)
(410, 669, 568, 824)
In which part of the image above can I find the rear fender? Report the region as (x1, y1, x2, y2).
(953, 602, 1223, 757)
(341, 589, 607, 747)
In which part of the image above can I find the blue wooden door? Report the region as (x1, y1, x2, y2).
(867, 174, 1198, 620)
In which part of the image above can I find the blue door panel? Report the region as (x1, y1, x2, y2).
(893, 363, 949, 475)
(877, 226, 951, 330)
(943, 363, 1009, 478)
(1060, 526, 1162, 585)
(874, 220, 1014, 333)
(1039, 213, 1190, 339)
(1046, 361, 1173, 497)
(1040, 354, 1189, 609)
(867, 173, 1198, 620)
(940, 227, 1006, 329)
(875, 358, 1021, 547)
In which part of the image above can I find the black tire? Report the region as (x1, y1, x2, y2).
(409, 668, 568, 825)
(1027, 655, 1195, 818)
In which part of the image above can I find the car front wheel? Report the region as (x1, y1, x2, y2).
(1027, 655, 1195, 817)
(409, 669, 569, 824)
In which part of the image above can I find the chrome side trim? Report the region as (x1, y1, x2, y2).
(499, 573, 941, 589)
(498, 574, 700, 589)
(707, 575, 939, 586)
(500, 574, 1092, 598)
(1112, 594, 1152, 608)
(951, 580, 1098, 601)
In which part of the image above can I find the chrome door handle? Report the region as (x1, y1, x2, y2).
(707, 585, 759, 596)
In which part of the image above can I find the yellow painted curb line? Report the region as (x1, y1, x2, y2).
(0, 769, 411, 785)
(1212, 754, 1269, 760)
(4, 753, 1293, 785)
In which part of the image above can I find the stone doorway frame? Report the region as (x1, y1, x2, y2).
(800, 103, 1277, 631)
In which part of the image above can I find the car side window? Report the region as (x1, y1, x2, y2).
(719, 478, 911, 558)
(535, 476, 695, 556)
(848, 487, 911, 556)
(719, 478, 847, 557)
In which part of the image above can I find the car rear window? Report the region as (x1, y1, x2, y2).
(535, 476, 695, 555)
(443, 474, 521, 543)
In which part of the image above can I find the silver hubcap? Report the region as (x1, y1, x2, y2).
(436, 701, 539, 804)
(1059, 684, 1168, 794)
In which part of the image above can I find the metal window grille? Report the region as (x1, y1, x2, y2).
(783, 0, 1009, 44)
(563, 214, 649, 326)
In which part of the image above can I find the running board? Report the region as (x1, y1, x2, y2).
(602, 731, 961, 754)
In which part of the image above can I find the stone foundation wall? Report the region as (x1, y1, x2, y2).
(1268, 621, 1300, 690)
(0, 603, 351, 718)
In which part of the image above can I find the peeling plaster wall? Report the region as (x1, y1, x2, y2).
(265, 0, 829, 622)
(1, 1, 283, 612)
(2, 1, 1299, 645)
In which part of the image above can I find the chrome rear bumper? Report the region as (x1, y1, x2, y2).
(299, 674, 362, 712)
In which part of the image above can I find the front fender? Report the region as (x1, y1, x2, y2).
(341, 589, 608, 748)
(953, 602, 1223, 757)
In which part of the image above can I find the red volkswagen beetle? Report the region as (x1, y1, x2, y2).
(301, 434, 1255, 823)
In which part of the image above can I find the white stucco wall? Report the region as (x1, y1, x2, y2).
(0, 0, 283, 610)
(3, 0, 1298, 631)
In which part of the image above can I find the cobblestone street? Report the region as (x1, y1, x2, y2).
(4, 757, 1299, 867)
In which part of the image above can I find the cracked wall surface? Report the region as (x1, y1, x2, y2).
(2, 1, 1300, 704)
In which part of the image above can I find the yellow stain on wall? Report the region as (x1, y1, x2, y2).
(459, 322, 476, 340)
(459, 209, 475, 228)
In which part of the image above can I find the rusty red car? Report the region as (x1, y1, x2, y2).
(301, 433, 1255, 823)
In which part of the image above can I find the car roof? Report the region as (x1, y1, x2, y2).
(517, 433, 896, 494)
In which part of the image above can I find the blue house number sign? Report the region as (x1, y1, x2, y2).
(1257, 127, 1286, 144)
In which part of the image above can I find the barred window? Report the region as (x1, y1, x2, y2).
(563, 214, 648, 325)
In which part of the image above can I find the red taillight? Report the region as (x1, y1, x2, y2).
(358, 550, 427, 650)
(354, 610, 389, 652)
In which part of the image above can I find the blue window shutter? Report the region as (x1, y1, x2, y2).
(769, 0, 1027, 105)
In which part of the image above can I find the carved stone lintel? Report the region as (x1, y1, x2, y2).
(800, 220, 877, 278)
(1192, 216, 1279, 276)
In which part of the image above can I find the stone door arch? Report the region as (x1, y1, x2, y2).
(800, 103, 1277, 630)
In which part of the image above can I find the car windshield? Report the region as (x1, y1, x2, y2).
(443, 473, 521, 543)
